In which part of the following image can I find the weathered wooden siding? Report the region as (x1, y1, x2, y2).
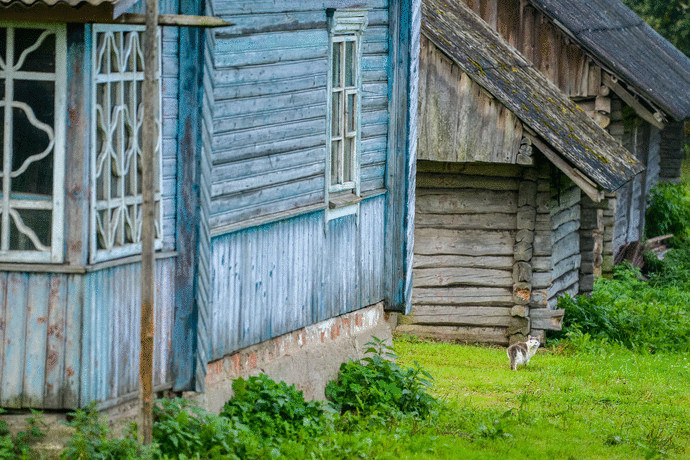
(462, 0, 603, 98)
(161, 25, 179, 251)
(209, 195, 386, 360)
(204, 0, 390, 231)
(0, 259, 174, 409)
(613, 119, 660, 253)
(404, 161, 519, 344)
(547, 175, 580, 307)
(418, 35, 523, 164)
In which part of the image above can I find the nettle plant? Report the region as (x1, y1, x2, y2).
(325, 337, 437, 419)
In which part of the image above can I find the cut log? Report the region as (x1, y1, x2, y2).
(530, 308, 565, 330)
(395, 324, 509, 345)
(405, 305, 512, 327)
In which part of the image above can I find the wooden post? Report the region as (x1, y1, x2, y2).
(140, 0, 158, 445)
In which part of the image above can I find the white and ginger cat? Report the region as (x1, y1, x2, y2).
(506, 335, 540, 371)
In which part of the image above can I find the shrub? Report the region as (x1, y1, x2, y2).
(61, 404, 156, 460)
(645, 244, 690, 288)
(556, 264, 690, 353)
(153, 398, 264, 459)
(0, 409, 45, 460)
(645, 181, 690, 245)
(325, 337, 437, 419)
(219, 374, 327, 441)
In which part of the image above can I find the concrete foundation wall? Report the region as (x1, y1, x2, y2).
(191, 302, 393, 415)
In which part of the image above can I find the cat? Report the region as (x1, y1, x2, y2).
(506, 335, 540, 371)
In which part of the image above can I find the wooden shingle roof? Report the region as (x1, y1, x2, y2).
(0, 0, 137, 18)
(422, 0, 643, 192)
(527, 0, 690, 121)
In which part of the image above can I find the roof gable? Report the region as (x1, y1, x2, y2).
(422, 0, 643, 192)
(527, 0, 690, 121)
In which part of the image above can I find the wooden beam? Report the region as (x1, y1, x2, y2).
(118, 13, 233, 28)
(139, 0, 158, 445)
(602, 74, 665, 130)
(526, 133, 604, 203)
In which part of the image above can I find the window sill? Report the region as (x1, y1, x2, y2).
(0, 251, 177, 274)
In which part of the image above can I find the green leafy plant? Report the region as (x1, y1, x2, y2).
(219, 375, 327, 441)
(645, 181, 690, 245)
(0, 408, 45, 460)
(555, 264, 690, 353)
(153, 397, 264, 459)
(61, 403, 157, 460)
(325, 336, 437, 419)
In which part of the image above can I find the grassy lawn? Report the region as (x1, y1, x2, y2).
(393, 336, 690, 459)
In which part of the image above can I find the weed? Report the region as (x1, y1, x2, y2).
(61, 403, 157, 460)
(219, 374, 327, 441)
(0, 409, 45, 460)
(325, 337, 437, 419)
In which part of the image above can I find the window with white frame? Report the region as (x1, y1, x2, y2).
(327, 10, 367, 204)
(0, 24, 66, 263)
(91, 25, 162, 263)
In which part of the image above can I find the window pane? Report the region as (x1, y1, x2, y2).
(331, 140, 340, 185)
(14, 28, 55, 73)
(11, 80, 55, 197)
(331, 91, 341, 137)
(9, 209, 51, 250)
(346, 92, 356, 134)
(332, 41, 341, 87)
(343, 137, 354, 183)
(0, 28, 6, 66)
(345, 40, 356, 87)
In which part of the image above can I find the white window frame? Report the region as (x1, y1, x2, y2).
(0, 22, 66, 264)
(90, 24, 162, 264)
(325, 9, 367, 221)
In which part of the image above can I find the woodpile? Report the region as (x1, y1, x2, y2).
(614, 234, 673, 268)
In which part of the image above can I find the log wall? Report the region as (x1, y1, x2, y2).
(548, 175, 581, 307)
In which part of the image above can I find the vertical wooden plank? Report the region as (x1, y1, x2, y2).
(65, 24, 90, 266)
(385, 0, 419, 314)
(23, 274, 50, 407)
(44, 274, 67, 409)
(173, 0, 203, 392)
(0, 273, 7, 403)
(80, 273, 94, 406)
(63, 274, 82, 408)
(2, 273, 28, 407)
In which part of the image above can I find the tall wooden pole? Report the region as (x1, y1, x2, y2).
(140, 0, 158, 445)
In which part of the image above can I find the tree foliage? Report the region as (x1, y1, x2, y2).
(622, 0, 690, 57)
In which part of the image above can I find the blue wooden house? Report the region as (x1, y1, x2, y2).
(0, 0, 419, 412)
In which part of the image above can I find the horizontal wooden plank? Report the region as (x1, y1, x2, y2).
(415, 212, 517, 230)
(213, 87, 327, 121)
(417, 161, 522, 177)
(214, 103, 326, 133)
(413, 286, 514, 306)
(413, 267, 512, 288)
(212, 133, 325, 165)
(212, 118, 326, 153)
(212, 1, 389, 16)
(552, 254, 581, 282)
(417, 173, 519, 190)
(212, 145, 326, 181)
(549, 270, 580, 299)
(211, 160, 324, 197)
(413, 254, 514, 270)
(415, 228, 515, 256)
(395, 324, 509, 345)
(416, 190, 517, 214)
(406, 305, 512, 326)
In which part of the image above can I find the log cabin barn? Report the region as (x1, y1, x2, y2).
(395, 0, 642, 345)
(0, 0, 420, 414)
(458, 0, 690, 293)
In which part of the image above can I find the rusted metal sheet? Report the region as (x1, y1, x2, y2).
(209, 195, 386, 361)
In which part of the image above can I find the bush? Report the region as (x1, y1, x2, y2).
(0, 409, 44, 460)
(645, 244, 690, 288)
(154, 398, 264, 459)
(219, 374, 327, 441)
(645, 181, 690, 245)
(325, 337, 437, 419)
(61, 404, 156, 460)
(556, 264, 690, 353)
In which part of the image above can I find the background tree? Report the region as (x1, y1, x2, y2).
(623, 0, 690, 57)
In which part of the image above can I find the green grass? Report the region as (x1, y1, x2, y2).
(390, 336, 690, 459)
